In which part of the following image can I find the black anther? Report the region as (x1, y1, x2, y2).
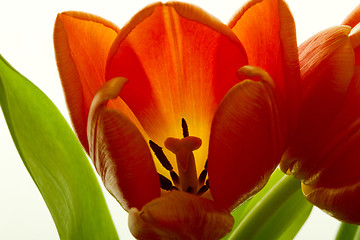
(198, 169, 207, 186)
(170, 170, 179, 185)
(159, 174, 173, 191)
(197, 185, 209, 195)
(182, 118, 189, 138)
(149, 140, 173, 171)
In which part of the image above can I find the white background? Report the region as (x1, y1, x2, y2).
(0, 0, 358, 239)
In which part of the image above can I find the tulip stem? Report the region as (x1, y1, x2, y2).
(228, 174, 300, 240)
(335, 222, 359, 240)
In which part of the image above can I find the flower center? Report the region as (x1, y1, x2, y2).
(149, 118, 209, 195)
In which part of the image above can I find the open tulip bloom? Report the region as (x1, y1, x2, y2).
(1, 0, 360, 239)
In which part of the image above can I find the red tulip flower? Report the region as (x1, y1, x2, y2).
(54, 0, 300, 238)
(281, 4, 360, 224)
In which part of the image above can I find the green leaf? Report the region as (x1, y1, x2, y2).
(263, 187, 312, 240)
(277, 198, 312, 240)
(356, 229, 360, 240)
(335, 223, 359, 240)
(227, 174, 312, 240)
(0, 55, 119, 240)
(222, 169, 285, 240)
(234, 169, 284, 220)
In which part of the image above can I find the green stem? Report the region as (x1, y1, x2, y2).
(355, 228, 360, 240)
(228, 175, 300, 240)
(335, 222, 359, 240)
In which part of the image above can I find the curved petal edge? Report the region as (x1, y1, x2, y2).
(87, 78, 160, 210)
(128, 191, 234, 240)
(208, 66, 282, 210)
(302, 182, 360, 224)
(54, 11, 119, 152)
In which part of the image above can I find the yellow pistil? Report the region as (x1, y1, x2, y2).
(165, 136, 202, 193)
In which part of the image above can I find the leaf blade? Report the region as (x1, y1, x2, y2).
(335, 223, 359, 240)
(228, 174, 312, 240)
(0, 55, 119, 240)
(222, 169, 285, 240)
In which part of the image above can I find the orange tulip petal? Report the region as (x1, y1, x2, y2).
(307, 142, 360, 189)
(302, 181, 360, 224)
(343, 4, 360, 27)
(349, 23, 360, 65)
(208, 66, 281, 210)
(106, 3, 247, 174)
(281, 26, 355, 181)
(54, 11, 119, 152)
(87, 78, 160, 210)
(299, 68, 360, 189)
(128, 191, 234, 240)
(229, 0, 301, 137)
(284, 25, 360, 223)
